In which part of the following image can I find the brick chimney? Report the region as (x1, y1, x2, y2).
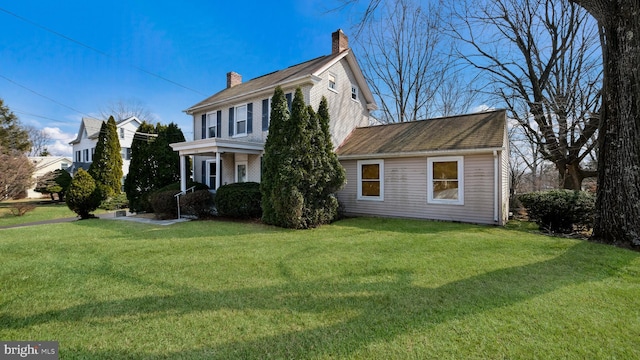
(227, 71, 242, 88)
(332, 29, 349, 54)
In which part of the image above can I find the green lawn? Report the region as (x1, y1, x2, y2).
(0, 200, 77, 226)
(1, 216, 638, 359)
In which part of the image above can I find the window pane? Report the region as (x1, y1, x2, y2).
(237, 164, 247, 182)
(362, 164, 379, 180)
(209, 126, 217, 138)
(433, 161, 458, 180)
(236, 120, 246, 134)
(361, 181, 380, 196)
(433, 180, 459, 199)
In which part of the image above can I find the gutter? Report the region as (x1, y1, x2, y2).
(337, 147, 506, 160)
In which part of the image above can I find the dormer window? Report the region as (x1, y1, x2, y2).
(351, 85, 359, 101)
(328, 73, 337, 91)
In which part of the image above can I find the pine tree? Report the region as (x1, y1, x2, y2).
(261, 88, 345, 229)
(261, 86, 289, 225)
(66, 168, 102, 219)
(88, 116, 122, 199)
(124, 121, 157, 212)
(153, 122, 186, 187)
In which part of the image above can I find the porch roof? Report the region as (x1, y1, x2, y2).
(170, 138, 264, 156)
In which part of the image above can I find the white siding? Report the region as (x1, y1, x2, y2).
(337, 154, 500, 225)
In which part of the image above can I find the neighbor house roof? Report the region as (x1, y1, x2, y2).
(185, 49, 376, 114)
(69, 116, 141, 145)
(336, 110, 507, 159)
(69, 117, 103, 145)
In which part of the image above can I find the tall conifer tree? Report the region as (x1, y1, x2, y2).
(89, 116, 123, 199)
(124, 121, 157, 212)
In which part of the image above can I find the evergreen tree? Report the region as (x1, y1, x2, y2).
(35, 169, 72, 201)
(261, 88, 345, 229)
(66, 168, 102, 219)
(124, 121, 189, 212)
(153, 122, 186, 186)
(0, 98, 31, 153)
(88, 116, 122, 199)
(124, 121, 157, 212)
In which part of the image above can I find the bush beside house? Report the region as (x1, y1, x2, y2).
(519, 190, 595, 233)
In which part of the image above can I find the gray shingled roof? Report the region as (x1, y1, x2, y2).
(186, 53, 344, 112)
(336, 110, 507, 157)
(69, 117, 104, 144)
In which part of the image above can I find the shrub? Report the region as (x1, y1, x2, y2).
(519, 190, 595, 233)
(216, 182, 262, 219)
(99, 193, 129, 211)
(137, 181, 209, 214)
(9, 203, 36, 216)
(148, 190, 180, 219)
(66, 168, 102, 219)
(180, 190, 215, 218)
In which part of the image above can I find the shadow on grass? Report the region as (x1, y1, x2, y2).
(1, 242, 637, 359)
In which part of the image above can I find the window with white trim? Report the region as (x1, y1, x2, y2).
(351, 85, 359, 101)
(236, 161, 248, 183)
(235, 105, 247, 136)
(357, 159, 384, 201)
(207, 111, 218, 138)
(328, 73, 337, 91)
(206, 160, 217, 190)
(427, 156, 464, 205)
(119, 128, 125, 139)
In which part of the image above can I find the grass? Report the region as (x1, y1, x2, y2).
(1, 215, 639, 359)
(0, 199, 76, 226)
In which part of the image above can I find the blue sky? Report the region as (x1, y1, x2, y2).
(0, 0, 356, 156)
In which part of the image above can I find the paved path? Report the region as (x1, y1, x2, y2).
(0, 212, 189, 230)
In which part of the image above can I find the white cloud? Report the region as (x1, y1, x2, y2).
(42, 127, 75, 157)
(471, 104, 495, 113)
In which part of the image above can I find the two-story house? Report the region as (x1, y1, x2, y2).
(171, 29, 510, 225)
(69, 116, 142, 178)
(170, 30, 376, 191)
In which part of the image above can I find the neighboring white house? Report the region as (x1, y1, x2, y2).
(171, 29, 376, 191)
(171, 30, 510, 225)
(68, 116, 142, 178)
(26, 156, 73, 198)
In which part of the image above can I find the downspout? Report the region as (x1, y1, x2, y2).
(493, 150, 499, 223)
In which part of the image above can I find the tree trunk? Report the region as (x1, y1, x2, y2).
(576, 0, 640, 246)
(558, 162, 585, 190)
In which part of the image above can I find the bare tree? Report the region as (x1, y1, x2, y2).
(350, 0, 460, 122)
(0, 146, 34, 200)
(26, 126, 52, 157)
(449, 0, 602, 190)
(99, 99, 156, 123)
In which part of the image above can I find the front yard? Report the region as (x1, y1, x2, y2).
(1, 216, 639, 359)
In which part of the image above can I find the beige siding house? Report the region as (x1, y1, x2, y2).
(336, 110, 510, 225)
(26, 156, 73, 198)
(171, 30, 376, 191)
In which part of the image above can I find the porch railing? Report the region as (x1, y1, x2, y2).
(174, 186, 196, 219)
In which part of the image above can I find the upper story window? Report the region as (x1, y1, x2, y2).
(229, 103, 252, 137)
(121, 148, 132, 161)
(119, 128, 125, 139)
(357, 159, 384, 201)
(427, 156, 464, 205)
(328, 73, 337, 91)
(207, 111, 221, 138)
(351, 85, 359, 101)
(83, 149, 89, 162)
(262, 98, 271, 131)
(235, 105, 247, 135)
(75, 151, 81, 162)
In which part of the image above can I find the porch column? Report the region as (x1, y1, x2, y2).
(215, 152, 221, 190)
(180, 155, 187, 192)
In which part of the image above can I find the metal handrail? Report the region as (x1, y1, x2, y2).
(174, 186, 196, 218)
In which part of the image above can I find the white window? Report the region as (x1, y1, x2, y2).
(75, 151, 81, 162)
(328, 73, 337, 91)
(357, 159, 384, 201)
(119, 128, 125, 139)
(235, 105, 247, 136)
(351, 85, 359, 101)
(207, 112, 218, 138)
(427, 156, 464, 205)
(236, 161, 248, 183)
(83, 149, 89, 162)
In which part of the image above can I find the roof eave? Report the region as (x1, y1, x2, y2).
(337, 147, 507, 160)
